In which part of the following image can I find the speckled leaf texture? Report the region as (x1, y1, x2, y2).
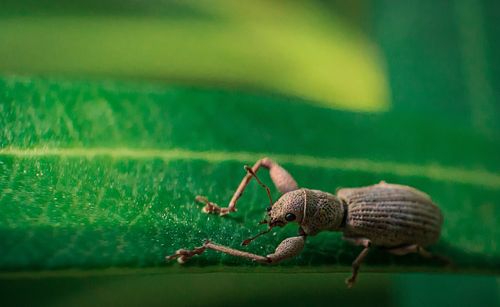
(0, 76, 499, 275)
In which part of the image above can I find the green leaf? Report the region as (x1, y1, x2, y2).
(0, 75, 499, 275)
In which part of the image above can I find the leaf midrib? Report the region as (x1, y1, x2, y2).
(0, 146, 498, 189)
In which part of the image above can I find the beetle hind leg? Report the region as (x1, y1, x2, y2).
(386, 244, 452, 265)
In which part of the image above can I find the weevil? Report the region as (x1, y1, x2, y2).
(166, 158, 444, 287)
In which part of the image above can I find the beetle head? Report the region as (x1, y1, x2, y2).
(267, 189, 306, 228)
(242, 189, 306, 246)
(241, 166, 306, 246)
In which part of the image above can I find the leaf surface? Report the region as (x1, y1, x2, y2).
(0, 76, 498, 275)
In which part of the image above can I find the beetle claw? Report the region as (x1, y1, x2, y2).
(166, 246, 207, 264)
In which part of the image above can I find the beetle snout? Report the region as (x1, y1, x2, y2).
(269, 218, 285, 227)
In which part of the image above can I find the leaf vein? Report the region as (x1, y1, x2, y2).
(0, 147, 498, 189)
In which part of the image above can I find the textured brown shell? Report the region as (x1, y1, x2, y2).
(337, 182, 443, 247)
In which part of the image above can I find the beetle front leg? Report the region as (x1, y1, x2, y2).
(166, 241, 269, 263)
(167, 236, 306, 264)
(266, 236, 306, 263)
(196, 157, 299, 216)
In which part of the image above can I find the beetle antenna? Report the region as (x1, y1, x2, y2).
(241, 227, 273, 246)
(244, 165, 273, 207)
(258, 219, 268, 225)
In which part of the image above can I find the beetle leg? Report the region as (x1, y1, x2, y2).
(166, 236, 306, 264)
(342, 236, 371, 247)
(166, 240, 268, 263)
(165, 244, 208, 264)
(343, 237, 372, 288)
(266, 236, 306, 263)
(386, 244, 425, 256)
(386, 244, 452, 265)
(196, 157, 299, 216)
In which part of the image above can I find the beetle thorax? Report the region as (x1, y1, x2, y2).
(301, 189, 345, 235)
(271, 189, 345, 235)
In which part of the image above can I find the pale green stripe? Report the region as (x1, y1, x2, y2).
(0, 147, 498, 189)
(454, 0, 496, 136)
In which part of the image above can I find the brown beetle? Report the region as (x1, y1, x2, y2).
(167, 158, 444, 287)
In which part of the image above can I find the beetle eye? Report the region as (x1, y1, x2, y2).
(285, 213, 296, 222)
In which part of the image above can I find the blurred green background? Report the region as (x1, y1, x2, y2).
(0, 0, 499, 306)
